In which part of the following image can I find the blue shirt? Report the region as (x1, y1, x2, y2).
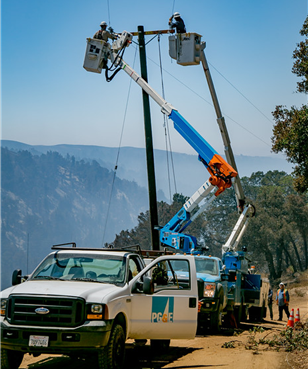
(276, 289, 289, 306)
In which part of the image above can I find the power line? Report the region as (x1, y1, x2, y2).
(106, 0, 111, 25)
(146, 55, 271, 148)
(172, 0, 176, 15)
(208, 62, 273, 124)
(101, 47, 138, 246)
(158, 34, 178, 201)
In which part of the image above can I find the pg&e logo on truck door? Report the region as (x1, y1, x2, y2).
(151, 296, 174, 323)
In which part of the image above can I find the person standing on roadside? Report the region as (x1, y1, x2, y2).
(268, 287, 274, 320)
(276, 282, 290, 321)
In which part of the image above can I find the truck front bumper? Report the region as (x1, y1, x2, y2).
(1, 318, 113, 354)
(199, 297, 219, 313)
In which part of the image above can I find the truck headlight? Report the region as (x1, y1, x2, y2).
(1, 298, 7, 316)
(203, 283, 216, 298)
(91, 304, 103, 314)
(86, 304, 108, 320)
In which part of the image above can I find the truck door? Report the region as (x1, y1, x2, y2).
(128, 255, 198, 340)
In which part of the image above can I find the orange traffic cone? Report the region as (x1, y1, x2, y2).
(286, 308, 294, 329)
(294, 308, 300, 324)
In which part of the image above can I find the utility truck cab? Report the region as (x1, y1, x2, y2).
(1, 244, 198, 369)
(170, 254, 228, 332)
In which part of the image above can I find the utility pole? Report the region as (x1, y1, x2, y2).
(137, 25, 160, 250)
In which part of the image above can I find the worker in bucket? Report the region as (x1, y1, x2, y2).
(93, 21, 117, 42)
(93, 21, 117, 69)
(168, 12, 186, 33)
(276, 282, 290, 321)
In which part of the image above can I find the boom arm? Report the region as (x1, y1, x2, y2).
(119, 54, 237, 253)
(169, 32, 258, 255)
(200, 49, 246, 212)
(83, 31, 238, 253)
(199, 46, 256, 254)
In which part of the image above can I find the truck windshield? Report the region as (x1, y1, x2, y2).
(31, 253, 126, 284)
(195, 258, 218, 276)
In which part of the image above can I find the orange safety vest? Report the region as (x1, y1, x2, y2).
(276, 288, 289, 305)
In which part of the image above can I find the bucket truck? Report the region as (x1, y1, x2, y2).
(83, 30, 269, 329)
(169, 32, 269, 324)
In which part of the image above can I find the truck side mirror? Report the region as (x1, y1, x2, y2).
(12, 269, 22, 286)
(143, 276, 154, 295)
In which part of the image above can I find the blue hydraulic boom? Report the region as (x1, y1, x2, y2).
(83, 31, 237, 253)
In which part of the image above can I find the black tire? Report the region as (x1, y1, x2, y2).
(150, 339, 170, 352)
(234, 303, 243, 327)
(249, 306, 256, 322)
(241, 305, 248, 322)
(249, 306, 260, 322)
(260, 301, 266, 320)
(256, 306, 262, 321)
(263, 306, 267, 319)
(249, 306, 263, 322)
(1, 349, 24, 369)
(97, 324, 125, 369)
(210, 303, 223, 333)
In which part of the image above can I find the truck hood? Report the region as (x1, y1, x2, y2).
(175, 271, 220, 283)
(197, 273, 220, 282)
(0, 280, 121, 302)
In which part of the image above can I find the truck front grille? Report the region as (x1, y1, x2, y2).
(7, 295, 85, 327)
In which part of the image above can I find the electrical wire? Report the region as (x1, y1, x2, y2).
(101, 47, 138, 246)
(158, 34, 177, 201)
(106, 0, 111, 25)
(172, 0, 176, 15)
(208, 62, 273, 124)
(146, 54, 271, 148)
(159, 35, 172, 201)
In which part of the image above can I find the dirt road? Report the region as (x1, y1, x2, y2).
(19, 284, 308, 369)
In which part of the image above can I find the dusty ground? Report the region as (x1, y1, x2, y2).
(19, 282, 308, 369)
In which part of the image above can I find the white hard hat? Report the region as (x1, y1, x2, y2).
(100, 21, 107, 27)
(173, 12, 180, 18)
(279, 282, 284, 286)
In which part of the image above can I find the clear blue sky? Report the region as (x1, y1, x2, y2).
(1, 0, 307, 157)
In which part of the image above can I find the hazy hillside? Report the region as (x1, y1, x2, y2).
(1, 140, 293, 199)
(1, 141, 294, 289)
(1, 148, 149, 289)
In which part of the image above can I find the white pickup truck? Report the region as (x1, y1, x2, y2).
(0, 245, 198, 369)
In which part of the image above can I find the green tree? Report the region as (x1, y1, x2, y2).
(271, 16, 308, 193)
(292, 16, 308, 94)
(112, 172, 308, 281)
(241, 171, 308, 280)
(112, 193, 206, 250)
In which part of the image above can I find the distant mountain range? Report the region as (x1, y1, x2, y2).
(1, 147, 149, 289)
(1, 140, 293, 200)
(0, 140, 294, 290)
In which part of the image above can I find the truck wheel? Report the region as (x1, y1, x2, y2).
(150, 339, 170, 352)
(241, 304, 248, 322)
(260, 301, 266, 320)
(255, 302, 265, 322)
(234, 303, 243, 327)
(97, 324, 125, 369)
(249, 306, 258, 322)
(1, 349, 24, 369)
(210, 303, 223, 333)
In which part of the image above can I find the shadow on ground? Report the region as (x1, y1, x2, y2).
(23, 344, 201, 369)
